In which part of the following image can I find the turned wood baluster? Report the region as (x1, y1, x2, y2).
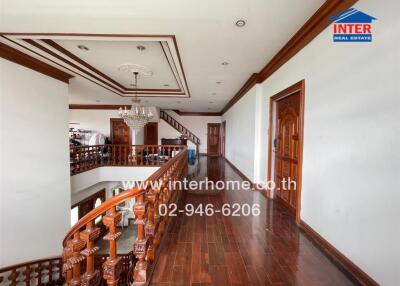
(80, 221, 101, 286)
(145, 189, 156, 262)
(133, 193, 147, 284)
(70, 233, 85, 286)
(102, 207, 122, 286)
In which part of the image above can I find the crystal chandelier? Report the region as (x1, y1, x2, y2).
(118, 71, 153, 132)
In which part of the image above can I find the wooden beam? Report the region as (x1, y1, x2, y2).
(0, 42, 73, 83)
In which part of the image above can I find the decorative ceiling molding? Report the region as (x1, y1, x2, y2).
(173, 110, 222, 116)
(69, 104, 131, 110)
(0, 41, 73, 83)
(0, 33, 190, 98)
(221, 0, 358, 114)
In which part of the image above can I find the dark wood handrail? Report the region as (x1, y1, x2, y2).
(70, 144, 186, 175)
(160, 111, 201, 145)
(62, 147, 188, 285)
(0, 256, 61, 272)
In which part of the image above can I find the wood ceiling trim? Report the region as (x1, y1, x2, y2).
(69, 104, 131, 110)
(1, 33, 190, 97)
(221, 0, 358, 114)
(0, 41, 73, 83)
(173, 110, 222, 116)
(42, 39, 182, 92)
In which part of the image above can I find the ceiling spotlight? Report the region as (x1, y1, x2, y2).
(216, 81, 222, 84)
(221, 61, 229, 66)
(209, 101, 214, 104)
(164, 84, 170, 87)
(212, 92, 217, 95)
(77, 45, 89, 51)
(235, 19, 246, 27)
(96, 100, 101, 103)
(136, 45, 146, 51)
(130, 84, 137, 87)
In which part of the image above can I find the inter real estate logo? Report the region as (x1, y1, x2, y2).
(331, 8, 377, 42)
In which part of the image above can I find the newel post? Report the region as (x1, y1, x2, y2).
(133, 193, 148, 285)
(145, 189, 156, 262)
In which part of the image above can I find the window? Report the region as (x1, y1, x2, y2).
(94, 198, 102, 224)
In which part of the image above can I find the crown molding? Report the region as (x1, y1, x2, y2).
(173, 110, 222, 116)
(221, 0, 358, 114)
(0, 41, 73, 83)
(69, 104, 131, 110)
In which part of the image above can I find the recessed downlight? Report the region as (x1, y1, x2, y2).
(176, 101, 181, 104)
(212, 92, 217, 95)
(96, 100, 101, 103)
(235, 19, 246, 27)
(136, 45, 146, 51)
(77, 45, 89, 51)
(130, 84, 137, 87)
(216, 81, 222, 84)
(221, 61, 229, 66)
(209, 101, 214, 104)
(164, 84, 170, 87)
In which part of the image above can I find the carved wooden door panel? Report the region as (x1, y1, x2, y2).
(207, 123, 221, 157)
(110, 118, 131, 163)
(274, 92, 300, 214)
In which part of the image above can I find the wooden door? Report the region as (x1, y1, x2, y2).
(110, 119, 131, 163)
(274, 92, 300, 214)
(220, 121, 226, 158)
(207, 123, 221, 157)
(144, 122, 158, 145)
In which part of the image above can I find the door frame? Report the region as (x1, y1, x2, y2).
(110, 118, 131, 145)
(267, 79, 305, 224)
(220, 120, 226, 158)
(207, 123, 221, 157)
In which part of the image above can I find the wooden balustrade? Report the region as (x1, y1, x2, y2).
(70, 144, 186, 175)
(0, 257, 63, 286)
(160, 111, 200, 157)
(62, 148, 188, 286)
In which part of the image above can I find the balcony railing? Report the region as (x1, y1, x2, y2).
(63, 147, 188, 285)
(70, 144, 186, 175)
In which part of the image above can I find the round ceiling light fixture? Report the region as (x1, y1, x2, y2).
(96, 99, 101, 103)
(77, 45, 89, 51)
(212, 92, 217, 95)
(164, 84, 170, 87)
(136, 45, 146, 51)
(235, 19, 246, 27)
(216, 81, 222, 84)
(221, 61, 229, 66)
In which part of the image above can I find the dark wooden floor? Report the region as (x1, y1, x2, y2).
(150, 156, 356, 286)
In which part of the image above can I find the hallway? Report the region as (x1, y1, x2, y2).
(150, 156, 356, 286)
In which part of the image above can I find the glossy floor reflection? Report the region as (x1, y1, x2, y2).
(150, 156, 356, 286)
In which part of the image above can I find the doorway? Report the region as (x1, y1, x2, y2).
(207, 123, 221, 157)
(268, 80, 305, 223)
(220, 121, 226, 158)
(110, 118, 131, 145)
(144, 122, 158, 145)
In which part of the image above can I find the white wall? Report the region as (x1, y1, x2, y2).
(223, 1, 400, 285)
(223, 87, 257, 180)
(71, 166, 159, 194)
(0, 59, 71, 267)
(162, 110, 221, 154)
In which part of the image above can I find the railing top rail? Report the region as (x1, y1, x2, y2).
(160, 111, 200, 144)
(70, 144, 187, 149)
(0, 256, 61, 272)
(63, 147, 187, 246)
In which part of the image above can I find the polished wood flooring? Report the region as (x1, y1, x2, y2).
(150, 156, 357, 286)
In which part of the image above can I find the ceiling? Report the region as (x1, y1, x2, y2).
(0, 0, 325, 112)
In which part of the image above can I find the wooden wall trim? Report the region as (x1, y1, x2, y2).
(173, 110, 222, 116)
(300, 220, 379, 286)
(0, 42, 73, 83)
(69, 104, 131, 110)
(221, 0, 358, 114)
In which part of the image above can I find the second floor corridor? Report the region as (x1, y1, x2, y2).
(150, 156, 356, 286)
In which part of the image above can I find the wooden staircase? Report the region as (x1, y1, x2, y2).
(160, 110, 200, 157)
